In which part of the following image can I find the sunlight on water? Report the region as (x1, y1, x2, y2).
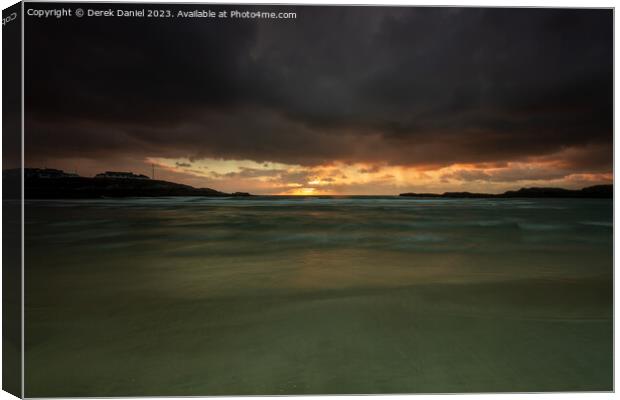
(25, 197, 612, 396)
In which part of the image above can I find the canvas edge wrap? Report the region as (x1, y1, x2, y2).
(2, 1, 24, 398)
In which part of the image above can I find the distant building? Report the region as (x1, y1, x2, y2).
(25, 168, 79, 179)
(95, 171, 150, 179)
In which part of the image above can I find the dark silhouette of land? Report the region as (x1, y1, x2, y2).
(400, 185, 612, 199)
(4, 169, 251, 199)
(2, 169, 612, 199)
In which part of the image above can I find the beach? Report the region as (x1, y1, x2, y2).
(24, 196, 613, 396)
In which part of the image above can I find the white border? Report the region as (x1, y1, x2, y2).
(0, 1, 616, 400)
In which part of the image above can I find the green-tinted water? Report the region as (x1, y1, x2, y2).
(24, 197, 613, 396)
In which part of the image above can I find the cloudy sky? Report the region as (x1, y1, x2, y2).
(25, 5, 612, 194)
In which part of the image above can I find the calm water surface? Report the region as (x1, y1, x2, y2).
(24, 197, 613, 396)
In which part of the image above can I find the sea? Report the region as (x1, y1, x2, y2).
(23, 196, 613, 396)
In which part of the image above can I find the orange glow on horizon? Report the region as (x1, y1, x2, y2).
(144, 156, 613, 196)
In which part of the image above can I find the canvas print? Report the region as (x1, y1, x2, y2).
(2, 2, 614, 397)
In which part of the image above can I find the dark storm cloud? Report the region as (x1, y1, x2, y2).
(441, 166, 571, 183)
(24, 5, 612, 170)
(358, 165, 382, 174)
